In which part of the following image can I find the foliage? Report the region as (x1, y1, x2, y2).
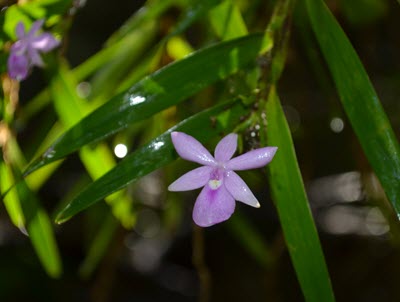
(0, 0, 399, 300)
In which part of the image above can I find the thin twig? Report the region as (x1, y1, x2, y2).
(192, 225, 211, 302)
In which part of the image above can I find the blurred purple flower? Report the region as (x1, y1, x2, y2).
(8, 20, 60, 81)
(168, 132, 278, 227)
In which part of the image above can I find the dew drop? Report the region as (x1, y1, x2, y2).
(330, 117, 344, 133)
(114, 144, 128, 158)
(43, 147, 55, 159)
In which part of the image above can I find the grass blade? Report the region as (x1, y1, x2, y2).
(1, 162, 62, 278)
(306, 0, 400, 216)
(16, 179, 63, 278)
(209, 0, 248, 40)
(50, 63, 135, 228)
(0, 162, 25, 229)
(0, 143, 62, 277)
(264, 88, 335, 302)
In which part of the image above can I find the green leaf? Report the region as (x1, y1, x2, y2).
(166, 36, 194, 60)
(167, 0, 221, 39)
(25, 33, 266, 175)
(18, 0, 72, 21)
(118, 0, 223, 91)
(105, 0, 175, 45)
(1, 161, 62, 278)
(4, 6, 32, 39)
(0, 162, 25, 229)
(0, 137, 62, 277)
(306, 0, 400, 216)
(22, 0, 219, 122)
(264, 88, 335, 302)
(26, 123, 65, 191)
(3, 0, 71, 39)
(89, 20, 158, 100)
(15, 179, 62, 278)
(50, 62, 135, 228)
(55, 100, 250, 223)
(209, 0, 248, 40)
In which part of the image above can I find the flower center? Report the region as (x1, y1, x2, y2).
(208, 179, 222, 190)
(208, 168, 224, 190)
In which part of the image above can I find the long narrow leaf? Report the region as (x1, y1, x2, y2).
(0, 143, 62, 278)
(55, 100, 251, 223)
(1, 162, 62, 278)
(264, 88, 335, 302)
(167, 0, 221, 39)
(305, 0, 400, 215)
(16, 179, 62, 278)
(25, 33, 267, 175)
(89, 21, 157, 100)
(0, 162, 24, 229)
(22, 0, 220, 122)
(209, 0, 248, 40)
(105, 0, 175, 45)
(50, 63, 135, 228)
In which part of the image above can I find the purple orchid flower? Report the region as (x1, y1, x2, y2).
(168, 132, 277, 227)
(8, 20, 60, 81)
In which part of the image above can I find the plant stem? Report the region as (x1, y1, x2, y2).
(192, 225, 211, 302)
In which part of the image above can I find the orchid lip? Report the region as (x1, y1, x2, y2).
(207, 167, 224, 190)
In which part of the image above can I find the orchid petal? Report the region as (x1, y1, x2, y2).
(168, 166, 213, 191)
(28, 20, 44, 38)
(171, 132, 216, 166)
(193, 185, 235, 227)
(224, 171, 260, 207)
(31, 33, 60, 52)
(8, 53, 29, 81)
(226, 147, 278, 170)
(15, 22, 25, 39)
(10, 41, 27, 55)
(214, 133, 237, 162)
(28, 48, 44, 66)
